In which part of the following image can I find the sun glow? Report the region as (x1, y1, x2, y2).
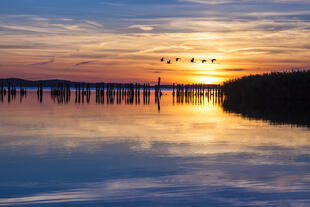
(197, 76, 222, 84)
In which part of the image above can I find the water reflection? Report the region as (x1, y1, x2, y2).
(0, 91, 310, 206)
(222, 95, 310, 127)
(2, 86, 309, 128)
(1, 87, 224, 107)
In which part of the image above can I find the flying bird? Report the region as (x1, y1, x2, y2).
(176, 58, 181, 62)
(211, 59, 217, 63)
(161, 57, 164, 62)
(191, 58, 195, 63)
(167, 60, 171, 64)
(202, 59, 207, 63)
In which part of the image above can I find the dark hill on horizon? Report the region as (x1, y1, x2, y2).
(0, 78, 220, 89)
(0, 78, 78, 88)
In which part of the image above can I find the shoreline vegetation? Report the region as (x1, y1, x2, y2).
(222, 70, 310, 127)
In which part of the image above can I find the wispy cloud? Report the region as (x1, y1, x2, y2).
(75, 61, 95, 66)
(219, 68, 247, 72)
(83, 20, 104, 28)
(128, 25, 154, 31)
(59, 18, 73, 21)
(30, 58, 55, 66)
(31, 17, 48, 21)
(178, 0, 231, 5)
(0, 15, 105, 34)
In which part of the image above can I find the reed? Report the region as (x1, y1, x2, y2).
(222, 70, 310, 102)
(222, 70, 310, 127)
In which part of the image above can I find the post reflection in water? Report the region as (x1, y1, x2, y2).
(0, 90, 310, 207)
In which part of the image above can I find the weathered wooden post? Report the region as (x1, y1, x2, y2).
(158, 77, 161, 96)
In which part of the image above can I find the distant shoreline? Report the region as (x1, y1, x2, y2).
(0, 78, 220, 89)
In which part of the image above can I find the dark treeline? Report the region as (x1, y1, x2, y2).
(222, 71, 310, 127)
(222, 71, 310, 102)
(0, 78, 77, 88)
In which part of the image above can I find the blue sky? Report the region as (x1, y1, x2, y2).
(0, 0, 310, 83)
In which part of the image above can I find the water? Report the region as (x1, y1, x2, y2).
(0, 91, 310, 206)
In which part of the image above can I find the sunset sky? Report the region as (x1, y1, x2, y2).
(0, 0, 310, 84)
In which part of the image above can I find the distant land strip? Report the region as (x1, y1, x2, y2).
(0, 78, 220, 89)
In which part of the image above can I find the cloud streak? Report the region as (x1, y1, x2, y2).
(30, 58, 55, 66)
(75, 61, 95, 66)
(128, 25, 154, 31)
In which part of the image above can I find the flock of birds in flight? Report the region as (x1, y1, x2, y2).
(161, 57, 217, 64)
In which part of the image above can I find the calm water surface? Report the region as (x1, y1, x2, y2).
(0, 91, 310, 206)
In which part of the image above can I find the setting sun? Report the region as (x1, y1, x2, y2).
(197, 76, 223, 84)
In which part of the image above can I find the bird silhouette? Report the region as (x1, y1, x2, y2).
(202, 59, 207, 63)
(161, 57, 164, 62)
(211, 59, 216, 63)
(176, 58, 181, 62)
(191, 58, 195, 63)
(167, 60, 171, 64)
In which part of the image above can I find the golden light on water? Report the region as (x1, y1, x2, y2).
(1, 91, 309, 155)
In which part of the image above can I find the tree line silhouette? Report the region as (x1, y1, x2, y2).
(222, 70, 310, 127)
